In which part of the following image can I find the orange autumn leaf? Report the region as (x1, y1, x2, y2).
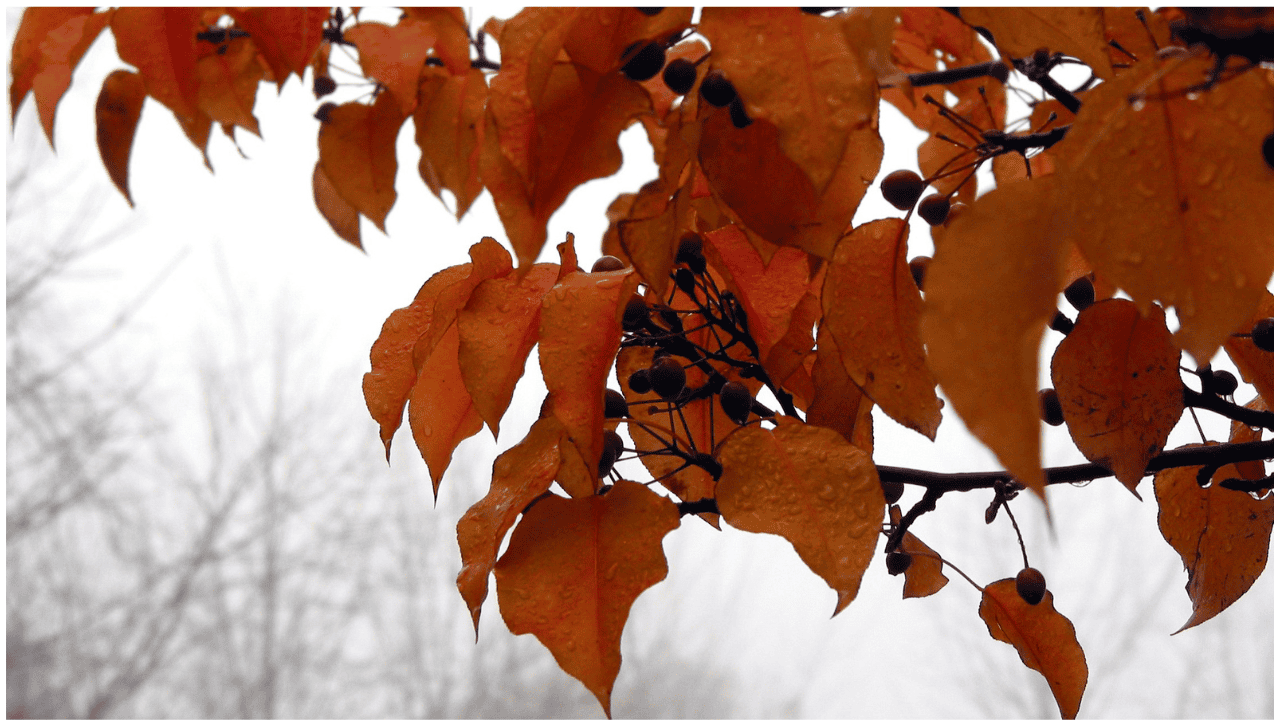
(1103, 7, 1173, 65)
(538, 266, 639, 493)
(456, 416, 573, 634)
(420, 238, 515, 357)
(317, 92, 407, 233)
(110, 8, 203, 122)
(1223, 290, 1273, 410)
(921, 178, 1071, 498)
(414, 66, 488, 219)
(979, 579, 1089, 719)
(1050, 299, 1185, 495)
(10, 8, 95, 125)
(1053, 55, 1273, 366)
(29, 9, 111, 149)
(1154, 447, 1275, 633)
(823, 219, 943, 440)
(401, 8, 472, 76)
(494, 480, 680, 718)
(227, 7, 328, 91)
(961, 7, 1113, 80)
(347, 18, 438, 116)
(900, 531, 948, 599)
(407, 322, 484, 498)
(1229, 397, 1269, 481)
(807, 322, 875, 455)
(312, 161, 361, 250)
(193, 37, 263, 137)
(716, 417, 882, 616)
(884, 8, 995, 131)
(94, 70, 148, 207)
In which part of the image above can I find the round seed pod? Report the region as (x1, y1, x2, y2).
(719, 381, 752, 425)
(1016, 567, 1046, 605)
(604, 389, 629, 418)
(880, 170, 925, 211)
(592, 255, 626, 272)
(649, 356, 686, 399)
(628, 368, 652, 394)
(886, 551, 913, 576)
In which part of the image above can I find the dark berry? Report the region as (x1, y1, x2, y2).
(987, 61, 1010, 84)
(917, 193, 951, 226)
(908, 256, 930, 291)
(599, 430, 625, 477)
(1039, 388, 1064, 426)
(605, 389, 630, 418)
(728, 96, 752, 128)
(1049, 311, 1074, 335)
(313, 75, 337, 98)
(1063, 275, 1095, 311)
(1252, 317, 1273, 352)
(1207, 369, 1238, 396)
(880, 170, 925, 211)
(984, 502, 1000, 524)
(622, 294, 649, 331)
(675, 232, 705, 273)
(675, 267, 697, 296)
(663, 58, 697, 95)
(1016, 567, 1046, 605)
(1264, 133, 1273, 169)
(649, 356, 686, 399)
(592, 255, 626, 272)
(628, 368, 652, 394)
(886, 551, 913, 576)
(314, 102, 337, 123)
(621, 42, 666, 81)
(654, 303, 682, 331)
(635, 7, 664, 16)
(881, 480, 904, 505)
(719, 381, 752, 425)
(699, 71, 736, 107)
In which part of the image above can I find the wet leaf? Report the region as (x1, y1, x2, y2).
(312, 161, 362, 250)
(979, 579, 1089, 719)
(94, 70, 147, 207)
(111, 8, 204, 121)
(1223, 290, 1273, 410)
(1155, 446, 1274, 633)
(317, 92, 408, 232)
(823, 219, 943, 440)
(962, 7, 1112, 80)
(716, 417, 882, 616)
(1054, 56, 1273, 365)
(921, 178, 1071, 498)
(1229, 397, 1269, 481)
(348, 18, 438, 116)
(900, 531, 948, 599)
(1050, 299, 1185, 495)
(228, 7, 328, 90)
(414, 67, 488, 219)
(807, 323, 875, 455)
(408, 322, 484, 498)
(1103, 7, 1173, 66)
(495, 480, 680, 718)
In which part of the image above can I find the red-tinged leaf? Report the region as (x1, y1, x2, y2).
(883, 8, 991, 129)
(979, 579, 1088, 719)
(111, 8, 204, 121)
(539, 267, 639, 493)
(1229, 397, 1269, 481)
(716, 417, 882, 616)
(94, 70, 147, 207)
(457, 264, 561, 437)
(402, 8, 472, 76)
(494, 480, 680, 718)
(765, 292, 822, 403)
(702, 224, 811, 368)
(175, 106, 214, 171)
(317, 92, 407, 232)
(921, 178, 1071, 498)
(10, 8, 94, 125)
(808, 323, 875, 455)
(900, 531, 948, 599)
(312, 161, 361, 249)
(1050, 299, 1184, 495)
(961, 7, 1113, 80)
(31, 10, 111, 149)
(456, 415, 567, 634)
(193, 37, 263, 137)
(600, 192, 637, 266)
(414, 66, 488, 219)
(1224, 291, 1273, 410)
(363, 264, 474, 458)
(1155, 447, 1275, 633)
(347, 19, 437, 116)
(407, 321, 484, 497)
(823, 219, 943, 440)
(1053, 56, 1273, 365)
(227, 7, 328, 90)
(422, 238, 514, 358)
(562, 7, 693, 75)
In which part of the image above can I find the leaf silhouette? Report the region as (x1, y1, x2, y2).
(110, 8, 203, 122)
(227, 7, 327, 90)
(962, 7, 1112, 80)
(193, 37, 263, 137)
(1054, 55, 1273, 365)
(28, 9, 111, 148)
(94, 70, 147, 207)
(807, 322, 875, 454)
(414, 66, 488, 219)
(1050, 299, 1185, 495)
(1154, 446, 1275, 633)
(716, 417, 882, 616)
(900, 531, 948, 599)
(921, 178, 1071, 498)
(823, 219, 943, 440)
(317, 92, 408, 233)
(312, 161, 362, 250)
(347, 18, 439, 116)
(494, 480, 680, 718)
(979, 579, 1089, 719)
(10, 8, 95, 126)
(1223, 290, 1273, 410)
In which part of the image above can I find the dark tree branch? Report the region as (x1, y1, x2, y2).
(1183, 384, 1274, 430)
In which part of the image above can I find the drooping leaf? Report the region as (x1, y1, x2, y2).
(961, 7, 1112, 80)
(11, 8, 94, 124)
(421, 238, 515, 357)
(347, 18, 438, 116)
(1050, 299, 1185, 495)
(414, 66, 488, 219)
(979, 579, 1089, 719)
(494, 480, 680, 718)
(312, 161, 362, 249)
(900, 531, 948, 599)
(408, 322, 484, 498)
(94, 70, 147, 207)
(30, 9, 111, 148)
(317, 92, 407, 232)
(716, 417, 882, 616)
(807, 322, 875, 454)
(1154, 447, 1275, 633)
(193, 36, 263, 137)
(401, 8, 473, 76)
(823, 219, 943, 440)
(111, 8, 203, 121)
(1053, 55, 1273, 365)
(1223, 290, 1273, 410)
(539, 265, 639, 492)
(228, 7, 328, 91)
(921, 178, 1071, 498)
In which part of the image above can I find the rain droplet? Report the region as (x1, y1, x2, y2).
(1196, 165, 1217, 186)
